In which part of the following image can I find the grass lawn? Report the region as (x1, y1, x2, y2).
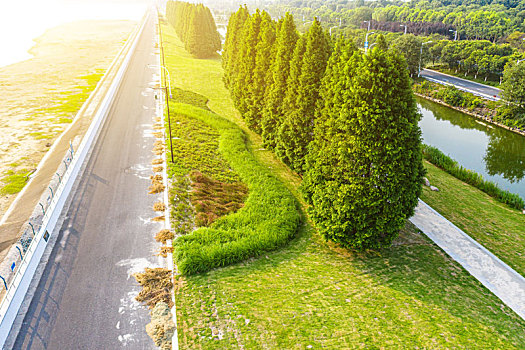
(421, 161, 525, 276)
(160, 19, 525, 348)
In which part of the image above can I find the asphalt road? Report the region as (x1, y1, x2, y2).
(420, 68, 501, 100)
(11, 12, 163, 349)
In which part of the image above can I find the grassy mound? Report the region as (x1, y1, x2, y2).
(169, 103, 301, 275)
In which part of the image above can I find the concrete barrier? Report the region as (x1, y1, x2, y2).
(0, 11, 149, 348)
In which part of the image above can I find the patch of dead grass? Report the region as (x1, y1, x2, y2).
(153, 202, 166, 212)
(190, 171, 248, 227)
(155, 229, 174, 244)
(134, 267, 173, 308)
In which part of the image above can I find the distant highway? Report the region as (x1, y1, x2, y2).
(420, 69, 502, 101)
(10, 11, 162, 349)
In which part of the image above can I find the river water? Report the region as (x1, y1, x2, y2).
(418, 97, 525, 199)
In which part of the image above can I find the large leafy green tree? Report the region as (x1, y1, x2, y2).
(500, 62, 525, 125)
(261, 13, 299, 149)
(391, 34, 429, 76)
(302, 47, 424, 250)
(275, 18, 331, 173)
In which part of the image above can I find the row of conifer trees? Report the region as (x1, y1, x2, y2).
(223, 7, 424, 249)
(166, 1, 221, 58)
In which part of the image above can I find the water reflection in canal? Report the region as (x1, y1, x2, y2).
(417, 97, 525, 199)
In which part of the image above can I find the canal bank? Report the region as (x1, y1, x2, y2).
(417, 96, 525, 200)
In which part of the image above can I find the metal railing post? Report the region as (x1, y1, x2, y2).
(15, 247, 23, 260)
(28, 222, 36, 236)
(39, 202, 45, 215)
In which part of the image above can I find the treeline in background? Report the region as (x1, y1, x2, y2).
(223, 7, 424, 249)
(270, 0, 525, 44)
(166, 0, 221, 58)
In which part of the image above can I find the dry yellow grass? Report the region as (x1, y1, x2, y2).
(152, 158, 163, 165)
(153, 166, 163, 173)
(134, 267, 173, 309)
(152, 215, 165, 222)
(151, 174, 163, 182)
(149, 182, 165, 194)
(155, 229, 174, 244)
(153, 202, 166, 212)
(158, 246, 173, 258)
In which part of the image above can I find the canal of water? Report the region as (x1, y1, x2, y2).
(418, 97, 525, 199)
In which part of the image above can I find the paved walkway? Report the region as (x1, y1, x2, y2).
(410, 199, 525, 320)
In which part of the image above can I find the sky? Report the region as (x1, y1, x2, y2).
(0, 0, 149, 67)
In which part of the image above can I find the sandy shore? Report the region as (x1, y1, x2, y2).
(0, 20, 135, 218)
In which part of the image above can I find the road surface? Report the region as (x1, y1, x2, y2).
(410, 200, 525, 321)
(10, 11, 163, 349)
(420, 68, 501, 100)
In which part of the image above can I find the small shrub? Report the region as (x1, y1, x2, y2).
(153, 166, 163, 173)
(152, 158, 163, 165)
(155, 229, 174, 244)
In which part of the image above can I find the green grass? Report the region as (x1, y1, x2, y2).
(35, 70, 104, 120)
(160, 19, 525, 348)
(421, 161, 525, 277)
(422, 144, 525, 210)
(0, 169, 31, 195)
(169, 103, 301, 275)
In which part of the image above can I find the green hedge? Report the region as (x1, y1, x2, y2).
(171, 103, 302, 275)
(422, 144, 525, 210)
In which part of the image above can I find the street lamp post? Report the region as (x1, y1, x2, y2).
(400, 24, 407, 35)
(449, 29, 458, 41)
(418, 41, 433, 77)
(364, 31, 375, 54)
(329, 25, 338, 36)
(363, 20, 371, 32)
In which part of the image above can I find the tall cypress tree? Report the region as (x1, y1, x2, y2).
(232, 10, 262, 117)
(261, 13, 299, 149)
(244, 11, 276, 132)
(275, 35, 306, 164)
(222, 6, 249, 89)
(302, 48, 424, 250)
(275, 18, 331, 173)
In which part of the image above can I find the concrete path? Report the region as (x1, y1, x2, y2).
(410, 199, 525, 320)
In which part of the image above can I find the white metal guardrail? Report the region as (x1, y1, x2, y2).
(0, 11, 149, 347)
